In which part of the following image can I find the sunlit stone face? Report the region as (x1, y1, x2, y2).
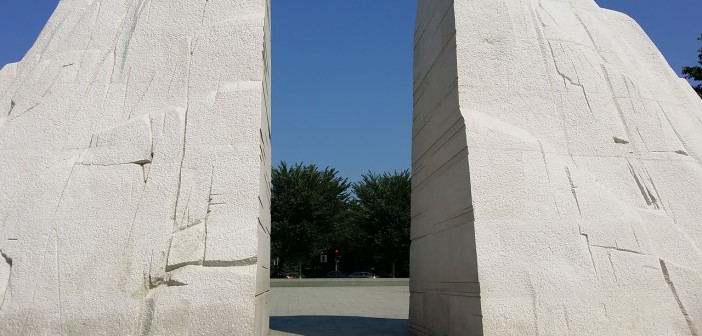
(0, 0, 271, 334)
(411, 0, 702, 335)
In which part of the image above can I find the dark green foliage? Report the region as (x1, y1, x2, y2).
(352, 170, 411, 278)
(271, 162, 352, 276)
(270, 162, 412, 278)
(682, 35, 702, 98)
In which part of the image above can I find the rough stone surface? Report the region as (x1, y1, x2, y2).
(0, 0, 271, 335)
(411, 0, 702, 335)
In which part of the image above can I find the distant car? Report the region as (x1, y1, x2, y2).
(271, 271, 294, 279)
(349, 272, 377, 278)
(326, 271, 349, 278)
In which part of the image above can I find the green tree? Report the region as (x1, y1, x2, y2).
(271, 162, 352, 277)
(682, 34, 702, 98)
(353, 170, 411, 278)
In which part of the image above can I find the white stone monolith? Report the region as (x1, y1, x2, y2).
(411, 0, 702, 335)
(0, 1, 271, 335)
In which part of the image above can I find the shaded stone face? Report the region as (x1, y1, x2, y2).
(411, 0, 702, 335)
(0, 0, 271, 335)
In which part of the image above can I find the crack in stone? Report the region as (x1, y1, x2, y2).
(166, 257, 258, 274)
(656, 100, 697, 164)
(203, 257, 258, 268)
(538, 141, 550, 181)
(591, 244, 642, 255)
(601, 65, 637, 147)
(659, 260, 699, 336)
(7, 100, 15, 116)
(626, 161, 659, 209)
(564, 167, 582, 217)
(527, 277, 540, 336)
(0, 250, 12, 308)
(165, 260, 202, 273)
(254, 289, 270, 298)
(137, 292, 155, 336)
(675, 150, 689, 156)
(77, 160, 151, 167)
(0, 252, 11, 267)
(200, 0, 209, 25)
(581, 232, 598, 277)
(119, 0, 150, 74)
(54, 229, 66, 335)
(172, 39, 196, 230)
(607, 252, 618, 282)
(127, 72, 155, 120)
(202, 166, 215, 264)
(613, 136, 630, 144)
(167, 279, 187, 287)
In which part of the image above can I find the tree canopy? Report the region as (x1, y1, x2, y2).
(270, 162, 412, 278)
(352, 170, 411, 278)
(271, 162, 352, 276)
(682, 34, 702, 98)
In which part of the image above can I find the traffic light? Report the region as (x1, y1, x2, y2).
(335, 249, 339, 255)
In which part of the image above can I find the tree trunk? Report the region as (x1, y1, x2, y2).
(298, 259, 302, 279)
(392, 254, 397, 278)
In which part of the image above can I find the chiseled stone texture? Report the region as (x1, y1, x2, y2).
(0, 0, 271, 335)
(411, 0, 702, 335)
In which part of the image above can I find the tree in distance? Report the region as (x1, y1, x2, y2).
(352, 170, 411, 278)
(682, 34, 702, 98)
(271, 162, 352, 278)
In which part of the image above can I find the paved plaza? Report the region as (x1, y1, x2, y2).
(269, 286, 410, 335)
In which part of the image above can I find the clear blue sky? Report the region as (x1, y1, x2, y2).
(1, 1, 700, 181)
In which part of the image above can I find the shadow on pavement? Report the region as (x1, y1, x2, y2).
(270, 315, 409, 336)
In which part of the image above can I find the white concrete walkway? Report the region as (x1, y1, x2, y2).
(269, 286, 410, 335)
